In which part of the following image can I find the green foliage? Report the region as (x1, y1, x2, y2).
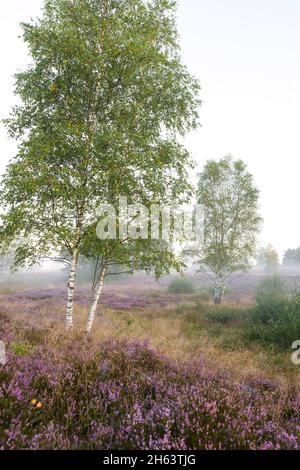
(10, 341, 35, 357)
(192, 155, 262, 304)
(254, 275, 288, 324)
(205, 306, 243, 325)
(168, 277, 195, 294)
(245, 276, 300, 349)
(245, 307, 300, 350)
(2, 0, 200, 263)
(197, 156, 261, 273)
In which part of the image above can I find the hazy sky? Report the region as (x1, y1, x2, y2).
(1, 0, 300, 256)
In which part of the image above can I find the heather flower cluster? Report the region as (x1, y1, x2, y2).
(0, 332, 299, 450)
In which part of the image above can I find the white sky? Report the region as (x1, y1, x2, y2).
(1, 0, 300, 257)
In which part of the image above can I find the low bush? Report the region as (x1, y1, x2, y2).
(254, 275, 289, 324)
(245, 302, 300, 349)
(245, 276, 300, 349)
(168, 277, 195, 294)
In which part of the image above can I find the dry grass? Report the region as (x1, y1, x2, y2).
(41, 302, 300, 390)
(2, 278, 300, 390)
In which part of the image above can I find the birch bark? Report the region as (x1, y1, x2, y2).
(214, 274, 226, 305)
(86, 265, 107, 333)
(66, 248, 79, 329)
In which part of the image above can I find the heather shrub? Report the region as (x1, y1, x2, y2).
(1, 337, 300, 450)
(168, 277, 195, 294)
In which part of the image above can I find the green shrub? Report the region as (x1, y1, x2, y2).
(168, 277, 195, 294)
(245, 299, 300, 349)
(254, 275, 289, 324)
(193, 289, 210, 312)
(244, 276, 300, 349)
(10, 341, 35, 357)
(205, 306, 244, 325)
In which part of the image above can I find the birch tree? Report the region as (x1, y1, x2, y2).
(1, 0, 200, 328)
(195, 156, 261, 304)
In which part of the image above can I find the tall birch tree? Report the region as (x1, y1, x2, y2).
(1, 0, 200, 328)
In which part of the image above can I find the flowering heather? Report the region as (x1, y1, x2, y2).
(0, 329, 299, 450)
(0, 288, 184, 317)
(0, 290, 148, 313)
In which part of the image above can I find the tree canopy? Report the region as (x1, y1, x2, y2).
(195, 155, 262, 304)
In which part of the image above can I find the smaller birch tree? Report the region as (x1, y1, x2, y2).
(195, 155, 262, 304)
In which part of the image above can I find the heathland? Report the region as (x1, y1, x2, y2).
(1, 269, 300, 449)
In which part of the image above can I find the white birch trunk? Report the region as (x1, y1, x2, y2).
(66, 248, 79, 329)
(214, 274, 225, 305)
(86, 265, 107, 334)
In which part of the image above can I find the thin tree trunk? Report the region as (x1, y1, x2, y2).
(214, 274, 225, 305)
(86, 265, 107, 334)
(66, 248, 79, 329)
